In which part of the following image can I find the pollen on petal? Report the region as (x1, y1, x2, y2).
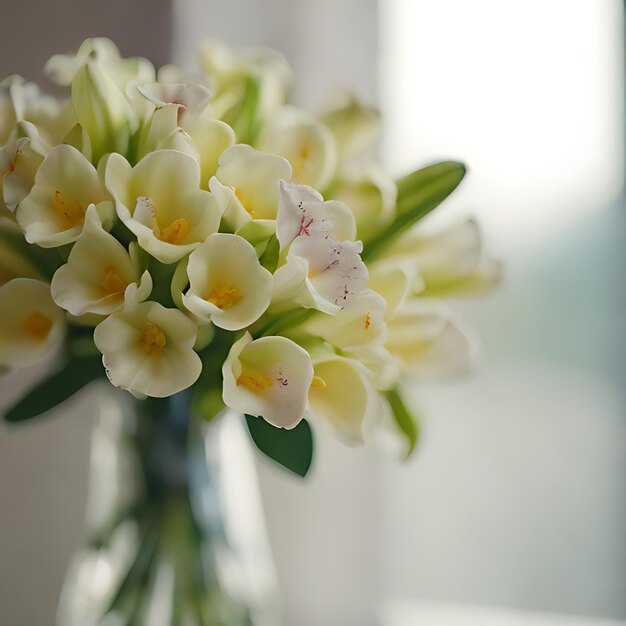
(22, 311, 52, 340)
(3, 157, 17, 177)
(237, 372, 274, 393)
(364, 312, 372, 331)
(53, 191, 84, 229)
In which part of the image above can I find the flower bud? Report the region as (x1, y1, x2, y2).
(71, 61, 134, 162)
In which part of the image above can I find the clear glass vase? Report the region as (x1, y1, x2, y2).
(57, 387, 280, 626)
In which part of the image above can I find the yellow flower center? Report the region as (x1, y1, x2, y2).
(206, 284, 242, 310)
(101, 267, 128, 295)
(53, 190, 84, 229)
(22, 311, 52, 341)
(139, 323, 167, 355)
(136, 197, 190, 245)
(364, 312, 372, 331)
(311, 375, 326, 389)
(160, 218, 190, 245)
(237, 372, 273, 393)
(233, 187, 255, 216)
(293, 144, 310, 182)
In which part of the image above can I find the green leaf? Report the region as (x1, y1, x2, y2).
(258, 234, 280, 273)
(363, 161, 466, 261)
(245, 415, 313, 477)
(192, 387, 225, 423)
(3, 356, 105, 423)
(384, 388, 420, 459)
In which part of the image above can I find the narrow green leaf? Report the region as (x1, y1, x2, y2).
(192, 387, 225, 423)
(245, 414, 313, 477)
(363, 161, 466, 261)
(384, 388, 420, 459)
(258, 234, 280, 273)
(3, 356, 104, 423)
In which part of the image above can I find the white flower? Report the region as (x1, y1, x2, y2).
(271, 180, 366, 313)
(16, 144, 113, 248)
(257, 106, 337, 190)
(222, 332, 313, 429)
(182, 233, 272, 330)
(276, 180, 356, 251)
(93, 301, 202, 398)
(209, 144, 291, 231)
(136, 81, 212, 112)
(0, 122, 48, 214)
(272, 237, 368, 314)
(105, 150, 222, 264)
(51, 205, 152, 316)
(0, 278, 66, 368)
(386, 299, 478, 380)
(308, 353, 378, 446)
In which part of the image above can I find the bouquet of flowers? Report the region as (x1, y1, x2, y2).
(0, 37, 499, 474)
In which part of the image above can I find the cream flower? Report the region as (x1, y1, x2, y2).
(16, 144, 113, 248)
(0, 219, 40, 286)
(299, 289, 388, 351)
(1, 75, 67, 145)
(383, 218, 502, 297)
(200, 40, 291, 134)
(367, 262, 417, 320)
(209, 144, 291, 231)
(136, 95, 235, 188)
(319, 91, 380, 163)
(386, 299, 477, 380)
(182, 233, 272, 330)
(222, 332, 313, 429)
(105, 150, 222, 263)
(51, 206, 152, 316)
(72, 61, 137, 161)
(308, 353, 378, 446)
(329, 164, 397, 242)
(45, 37, 155, 90)
(93, 301, 201, 398)
(257, 107, 337, 190)
(0, 278, 66, 368)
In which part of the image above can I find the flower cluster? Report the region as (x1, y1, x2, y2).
(0, 38, 499, 460)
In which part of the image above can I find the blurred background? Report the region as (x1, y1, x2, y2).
(0, 1, 624, 625)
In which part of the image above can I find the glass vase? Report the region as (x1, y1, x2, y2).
(57, 386, 280, 626)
